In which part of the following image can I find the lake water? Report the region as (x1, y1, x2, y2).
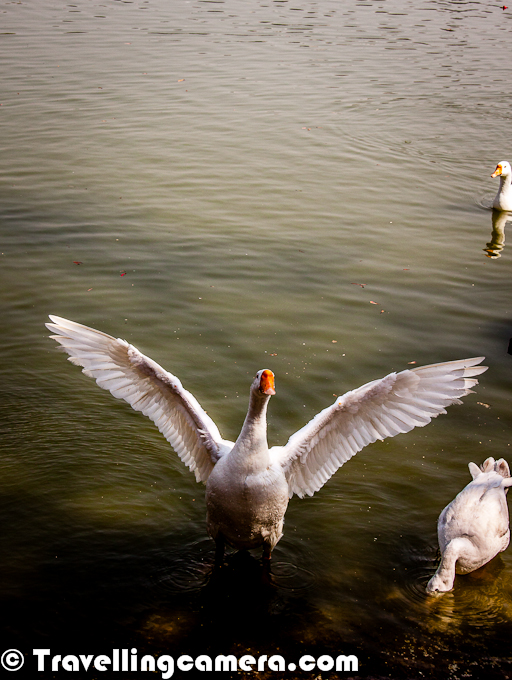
(1, 0, 512, 677)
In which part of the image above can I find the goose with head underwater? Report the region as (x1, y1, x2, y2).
(46, 316, 487, 566)
(491, 161, 512, 211)
(427, 458, 512, 594)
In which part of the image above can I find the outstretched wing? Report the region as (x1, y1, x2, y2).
(275, 357, 487, 498)
(46, 315, 234, 483)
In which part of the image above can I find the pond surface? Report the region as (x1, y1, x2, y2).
(1, 0, 512, 677)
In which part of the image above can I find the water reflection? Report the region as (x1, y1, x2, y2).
(423, 558, 511, 634)
(375, 535, 512, 637)
(483, 209, 510, 259)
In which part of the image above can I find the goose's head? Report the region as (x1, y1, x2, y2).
(426, 570, 454, 595)
(491, 161, 512, 179)
(252, 369, 276, 397)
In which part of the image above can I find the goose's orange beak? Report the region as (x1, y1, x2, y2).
(492, 164, 503, 178)
(260, 369, 276, 395)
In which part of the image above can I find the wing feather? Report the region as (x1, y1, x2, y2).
(46, 315, 234, 482)
(276, 357, 487, 498)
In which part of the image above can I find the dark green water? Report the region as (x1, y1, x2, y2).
(1, 1, 512, 678)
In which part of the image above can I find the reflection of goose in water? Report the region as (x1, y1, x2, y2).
(423, 556, 509, 635)
(427, 458, 512, 595)
(46, 316, 487, 567)
(491, 161, 512, 211)
(483, 209, 510, 259)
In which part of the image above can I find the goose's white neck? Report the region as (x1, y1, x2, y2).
(498, 172, 512, 192)
(230, 388, 271, 471)
(427, 538, 467, 593)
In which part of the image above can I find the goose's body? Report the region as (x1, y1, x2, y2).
(427, 458, 511, 594)
(206, 446, 289, 554)
(46, 316, 487, 562)
(205, 373, 289, 554)
(491, 161, 512, 211)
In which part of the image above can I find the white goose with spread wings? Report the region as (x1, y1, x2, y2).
(46, 316, 487, 562)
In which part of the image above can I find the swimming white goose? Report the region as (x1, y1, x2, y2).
(426, 458, 511, 594)
(491, 161, 512, 211)
(46, 316, 487, 563)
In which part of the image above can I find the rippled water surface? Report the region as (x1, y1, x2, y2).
(1, 0, 512, 677)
